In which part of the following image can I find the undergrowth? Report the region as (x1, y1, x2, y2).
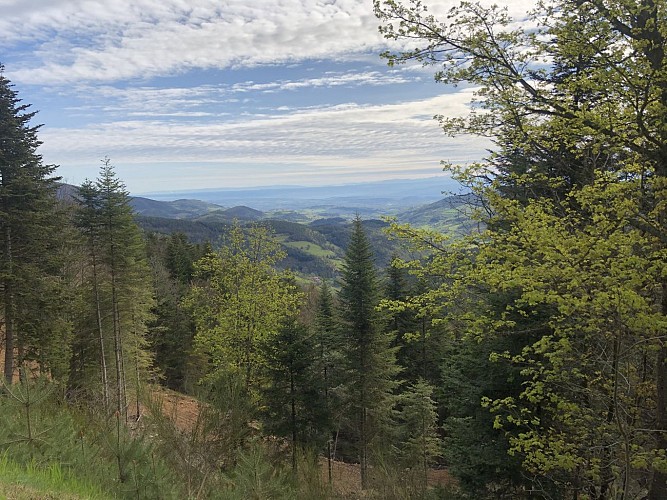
(0, 375, 183, 499)
(0, 453, 108, 499)
(0, 374, 454, 499)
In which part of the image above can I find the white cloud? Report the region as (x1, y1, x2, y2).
(231, 71, 416, 93)
(3, 0, 533, 191)
(6, 0, 383, 83)
(4, 0, 539, 84)
(39, 88, 489, 191)
(61, 70, 419, 117)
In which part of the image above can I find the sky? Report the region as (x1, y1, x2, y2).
(0, 0, 519, 195)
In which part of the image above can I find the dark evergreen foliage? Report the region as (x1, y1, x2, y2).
(338, 216, 400, 489)
(0, 65, 70, 383)
(145, 232, 203, 391)
(71, 160, 154, 415)
(261, 316, 329, 471)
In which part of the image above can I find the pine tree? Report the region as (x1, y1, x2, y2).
(146, 232, 202, 391)
(383, 260, 442, 386)
(338, 216, 399, 489)
(261, 312, 328, 473)
(313, 281, 342, 482)
(0, 65, 70, 383)
(396, 379, 441, 494)
(73, 160, 154, 415)
(72, 179, 110, 408)
(384, 256, 411, 338)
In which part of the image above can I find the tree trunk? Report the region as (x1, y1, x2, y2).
(324, 363, 333, 483)
(290, 363, 297, 473)
(110, 245, 124, 417)
(3, 288, 14, 385)
(91, 250, 110, 412)
(360, 344, 368, 490)
(647, 284, 667, 499)
(360, 404, 367, 489)
(3, 224, 14, 385)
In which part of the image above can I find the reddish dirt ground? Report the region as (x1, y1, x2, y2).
(146, 386, 455, 496)
(146, 385, 202, 432)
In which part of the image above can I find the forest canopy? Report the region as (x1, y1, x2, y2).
(0, 0, 666, 497)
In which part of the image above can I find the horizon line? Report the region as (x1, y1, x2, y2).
(135, 174, 456, 197)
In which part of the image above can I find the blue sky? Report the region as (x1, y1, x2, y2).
(0, 0, 518, 194)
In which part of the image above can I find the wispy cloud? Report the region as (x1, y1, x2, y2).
(3, 0, 524, 191)
(4, 0, 537, 85)
(5, 0, 383, 84)
(231, 71, 417, 93)
(39, 88, 490, 190)
(65, 70, 419, 117)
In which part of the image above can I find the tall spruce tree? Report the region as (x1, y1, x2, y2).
(72, 179, 110, 407)
(0, 65, 69, 383)
(338, 217, 399, 489)
(98, 160, 153, 417)
(146, 232, 202, 391)
(312, 281, 342, 482)
(395, 379, 441, 494)
(261, 309, 328, 473)
(382, 261, 443, 387)
(73, 160, 154, 415)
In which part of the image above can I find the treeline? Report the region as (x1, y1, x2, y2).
(146, 216, 446, 495)
(2, 0, 667, 496)
(0, 65, 444, 498)
(373, 0, 667, 498)
(137, 212, 398, 278)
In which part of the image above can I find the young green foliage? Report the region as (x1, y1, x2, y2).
(185, 221, 301, 393)
(376, 1, 667, 495)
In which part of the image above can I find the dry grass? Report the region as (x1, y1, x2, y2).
(144, 386, 456, 496)
(0, 483, 89, 500)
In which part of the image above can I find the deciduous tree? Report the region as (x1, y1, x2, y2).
(185, 222, 301, 393)
(376, 1, 667, 495)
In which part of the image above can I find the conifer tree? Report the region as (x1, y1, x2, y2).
(338, 217, 399, 489)
(313, 281, 342, 482)
(382, 261, 444, 386)
(376, 1, 667, 495)
(73, 160, 153, 415)
(0, 65, 70, 383)
(72, 179, 110, 408)
(98, 160, 153, 417)
(384, 257, 411, 338)
(395, 379, 441, 494)
(146, 232, 202, 391)
(261, 311, 328, 473)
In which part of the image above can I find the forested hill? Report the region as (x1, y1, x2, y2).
(58, 182, 471, 278)
(133, 194, 472, 278)
(138, 176, 461, 211)
(137, 214, 394, 278)
(5, 1, 667, 495)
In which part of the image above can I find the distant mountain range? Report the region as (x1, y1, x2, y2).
(137, 176, 464, 213)
(58, 177, 475, 279)
(128, 197, 223, 219)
